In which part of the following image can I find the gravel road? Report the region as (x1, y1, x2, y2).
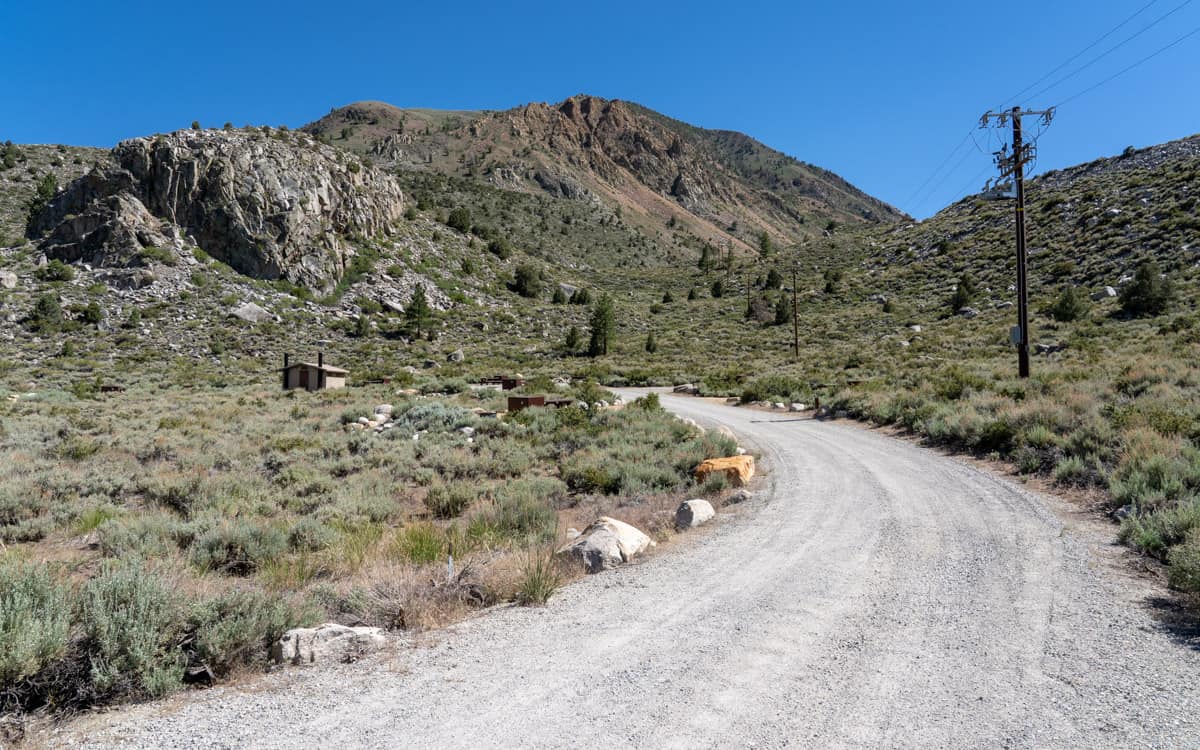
(54, 392, 1199, 749)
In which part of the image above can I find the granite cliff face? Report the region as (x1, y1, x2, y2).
(27, 129, 405, 292)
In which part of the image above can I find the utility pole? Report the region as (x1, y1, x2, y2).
(979, 106, 1054, 379)
(745, 264, 752, 318)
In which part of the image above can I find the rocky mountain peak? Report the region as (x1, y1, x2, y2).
(27, 128, 405, 292)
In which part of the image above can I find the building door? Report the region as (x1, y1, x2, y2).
(299, 368, 309, 389)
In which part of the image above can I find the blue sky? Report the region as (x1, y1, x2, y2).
(2, 0, 1198, 218)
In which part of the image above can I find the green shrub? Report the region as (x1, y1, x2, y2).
(1167, 528, 1200, 592)
(562, 463, 622, 494)
(446, 207, 471, 232)
(81, 560, 184, 699)
(740, 374, 808, 404)
(138, 246, 177, 266)
(1118, 497, 1200, 560)
(1048, 286, 1089, 322)
(424, 482, 477, 518)
(512, 264, 542, 298)
(949, 273, 975, 311)
(1011, 445, 1045, 474)
(1053, 455, 1102, 487)
(96, 515, 181, 558)
(185, 588, 313, 677)
(35, 259, 75, 282)
(190, 521, 288, 575)
(488, 237, 513, 259)
(1120, 259, 1173, 317)
(634, 392, 662, 411)
(0, 562, 70, 684)
(392, 401, 473, 433)
(288, 518, 337, 552)
(28, 293, 64, 332)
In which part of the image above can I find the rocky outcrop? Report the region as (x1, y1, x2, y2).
(27, 129, 404, 293)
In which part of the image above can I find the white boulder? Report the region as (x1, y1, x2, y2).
(229, 301, 275, 324)
(271, 623, 386, 665)
(675, 499, 715, 529)
(557, 516, 655, 573)
(0, 271, 16, 289)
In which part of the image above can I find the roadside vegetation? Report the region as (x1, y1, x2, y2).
(0, 380, 737, 723)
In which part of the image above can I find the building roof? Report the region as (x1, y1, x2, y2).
(281, 362, 349, 375)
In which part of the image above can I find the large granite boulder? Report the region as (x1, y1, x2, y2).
(557, 516, 655, 573)
(271, 623, 386, 665)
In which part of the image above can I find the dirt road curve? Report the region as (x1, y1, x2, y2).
(59, 392, 1198, 749)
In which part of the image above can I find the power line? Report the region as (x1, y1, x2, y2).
(907, 134, 989, 215)
(1024, 0, 1196, 103)
(949, 164, 995, 206)
(999, 0, 1161, 107)
(900, 130, 974, 213)
(1055, 21, 1200, 106)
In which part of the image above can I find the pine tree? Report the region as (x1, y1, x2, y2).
(587, 295, 615, 357)
(711, 279, 724, 298)
(1119, 260, 1173, 317)
(564, 325, 581, 354)
(1049, 286, 1089, 322)
(774, 296, 791, 326)
(698, 244, 713, 270)
(644, 330, 658, 353)
(26, 173, 56, 224)
(758, 231, 772, 259)
(662, 290, 673, 304)
(950, 273, 976, 311)
(512, 264, 541, 298)
(405, 286, 432, 336)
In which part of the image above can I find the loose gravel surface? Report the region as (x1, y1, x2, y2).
(50, 392, 1199, 749)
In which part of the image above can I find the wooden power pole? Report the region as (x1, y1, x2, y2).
(979, 106, 1054, 379)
